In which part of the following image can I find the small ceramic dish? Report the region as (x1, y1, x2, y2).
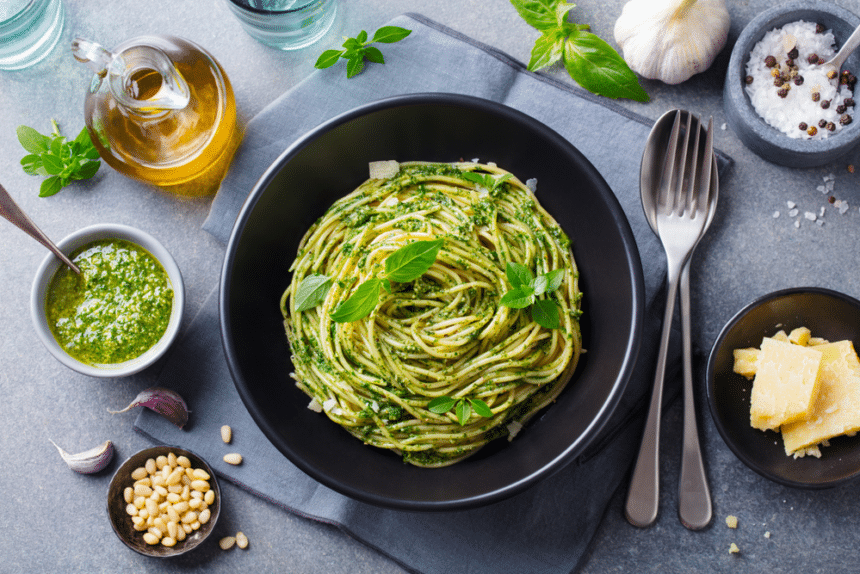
(107, 446, 220, 557)
(30, 223, 184, 378)
(724, 1, 860, 168)
(707, 287, 860, 488)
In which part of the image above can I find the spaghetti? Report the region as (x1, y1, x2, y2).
(280, 161, 582, 467)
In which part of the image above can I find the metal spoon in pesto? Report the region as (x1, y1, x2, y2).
(0, 182, 80, 274)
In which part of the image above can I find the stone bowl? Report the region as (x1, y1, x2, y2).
(724, 1, 860, 168)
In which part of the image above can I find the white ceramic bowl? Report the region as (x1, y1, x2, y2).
(30, 223, 184, 378)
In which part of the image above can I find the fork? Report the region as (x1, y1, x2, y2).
(625, 111, 715, 528)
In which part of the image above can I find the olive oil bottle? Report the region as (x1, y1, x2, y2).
(72, 35, 241, 197)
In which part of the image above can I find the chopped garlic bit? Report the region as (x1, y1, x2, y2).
(788, 208, 799, 217)
(804, 211, 816, 221)
(764, 531, 771, 538)
(787, 200, 796, 209)
(726, 515, 738, 529)
(525, 178, 538, 194)
(506, 420, 523, 441)
(729, 542, 740, 554)
(773, 211, 780, 218)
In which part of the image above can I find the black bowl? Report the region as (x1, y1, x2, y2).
(707, 287, 860, 488)
(220, 93, 644, 510)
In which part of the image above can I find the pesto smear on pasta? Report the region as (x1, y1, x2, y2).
(280, 161, 582, 467)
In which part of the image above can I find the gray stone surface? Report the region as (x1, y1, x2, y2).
(1, 0, 860, 572)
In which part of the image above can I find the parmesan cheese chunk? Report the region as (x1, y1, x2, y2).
(732, 347, 760, 380)
(749, 338, 823, 430)
(781, 341, 860, 455)
(368, 160, 400, 180)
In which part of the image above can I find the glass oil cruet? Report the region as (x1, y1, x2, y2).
(72, 35, 241, 197)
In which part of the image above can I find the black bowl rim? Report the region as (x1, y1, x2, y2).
(106, 445, 221, 556)
(219, 92, 645, 509)
(724, 1, 860, 158)
(706, 286, 860, 489)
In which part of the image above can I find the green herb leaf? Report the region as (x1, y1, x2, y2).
(500, 286, 535, 309)
(16, 125, 49, 154)
(295, 274, 333, 312)
(529, 29, 566, 71)
(531, 298, 560, 329)
(469, 399, 493, 418)
(315, 49, 344, 69)
(371, 26, 412, 43)
(455, 399, 471, 426)
(330, 278, 381, 323)
(509, 0, 559, 31)
(38, 176, 63, 198)
(428, 396, 457, 414)
(17, 122, 101, 196)
(316, 25, 411, 78)
(384, 239, 443, 283)
(543, 269, 565, 292)
(506, 261, 533, 290)
(563, 31, 649, 102)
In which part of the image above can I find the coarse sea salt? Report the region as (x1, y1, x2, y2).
(745, 21, 855, 139)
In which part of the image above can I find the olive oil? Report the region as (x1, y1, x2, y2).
(74, 36, 241, 197)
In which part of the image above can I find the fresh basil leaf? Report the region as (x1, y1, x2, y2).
(40, 153, 64, 176)
(71, 160, 100, 181)
(532, 298, 560, 329)
(49, 137, 64, 157)
(381, 278, 392, 293)
(385, 238, 443, 283)
(506, 261, 533, 289)
(371, 26, 412, 43)
(553, 1, 576, 26)
(38, 176, 63, 198)
(543, 269, 565, 292)
(528, 30, 566, 71)
(469, 398, 493, 418)
(509, 0, 559, 31)
(364, 46, 385, 65)
(500, 286, 535, 309)
(295, 274, 332, 312)
(342, 37, 362, 50)
(330, 278, 381, 322)
(455, 399, 471, 426)
(533, 274, 549, 296)
(346, 55, 364, 78)
(428, 396, 457, 414)
(563, 31, 649, 102)
(315, 49, 343, 69)
(17, 125, 49, 154)
(356, 30, 368, 44)
(462, 171, 490, 187)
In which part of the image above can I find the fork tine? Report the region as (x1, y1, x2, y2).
(672, 112, 693, 216)
(659, 110, 683, 213)
(685, 114, 701, 216)
(700, 117, 715, 214)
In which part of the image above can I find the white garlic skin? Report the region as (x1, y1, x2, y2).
(614, 0, 730, 85)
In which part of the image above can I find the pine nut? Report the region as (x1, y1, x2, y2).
(142, 532, 160, 545)
(219, 536, 236, 550)
(176, 456, 191, 468)
(236, 531, 249, 549)
(192, 468, 210, 480)
(144, 458, 157, 474)
(198, 508, 211, 524)
(221, 425, 232, 444)
(204, 490, 215, 505)
(161, 537, 177, 547)
(131, 467, 148, 481)
(223, 453, 243, 465)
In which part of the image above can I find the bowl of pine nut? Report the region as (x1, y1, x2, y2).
(107, 446, 220, 557)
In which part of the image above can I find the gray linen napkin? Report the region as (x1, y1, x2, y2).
(135, 13, 731, 574)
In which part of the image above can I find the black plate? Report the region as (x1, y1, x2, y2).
(220, 93, 644, 510)
(707, 287, 860, 488)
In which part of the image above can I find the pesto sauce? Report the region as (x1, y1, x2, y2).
(46, 238, 173, 365)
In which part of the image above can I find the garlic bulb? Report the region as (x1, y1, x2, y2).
(614, 0, 730, 85)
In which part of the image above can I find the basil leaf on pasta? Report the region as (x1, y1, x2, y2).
(294, 274, 332, 312)
(506, 261, 533, 290)
(500, 286, 535, 309)
(543, 269, 565, 292)
(428, 396, 457, 414)
(532, 298, 560, 329)
(455, 399, 471, 426)
(469, 399, 493, 418)
(384, 239, 443, 283)
(330, 278, 381, 322)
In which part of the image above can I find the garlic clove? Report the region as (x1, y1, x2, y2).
(108, 387, 190, 429)
(614, 0, 730, 85)
(50, 439, 114, 474)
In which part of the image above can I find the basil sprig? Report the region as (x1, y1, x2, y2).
(17, 120, 101, 197)
(509, 0, 648, 102)
(428, 396, 494, 426)
(293, 238, 444, 322)
(462, 171, 512, 196)
(500, 262, 564, 329)
(315, 26, 412, 78)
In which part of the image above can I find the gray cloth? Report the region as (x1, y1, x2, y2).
(135, 13, 731, 574)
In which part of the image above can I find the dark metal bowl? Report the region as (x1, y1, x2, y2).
(707, 287, 860, 488)
(220, 93, 644, 510)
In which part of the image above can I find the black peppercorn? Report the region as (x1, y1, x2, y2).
(774, 76, 784, 87)
(808, 53, 819, 64)
(787, 47, 799, 60)
(812, 91, 821, 102)
(819, 119, 828, 128)
(778, 87, 789, 98)
(819, 57, 826, 65)
(745, 75, 754, 84)
(837, 104, 847, 114)
(840, 114, 853, 125)
(822, 99, 831, 109)
(828, 69, 838, 80)
(794, 75, 804, 86)
(808, 125, 818, 136)
(829, 196, 836, 203)
(799, 122, 808, 131)
(816, 23, 826, 34)
(765, 55, 777, 67)
(827, 122, 836, 132)
(786, 58, 795, 68)
(845, 98, 855, 107)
